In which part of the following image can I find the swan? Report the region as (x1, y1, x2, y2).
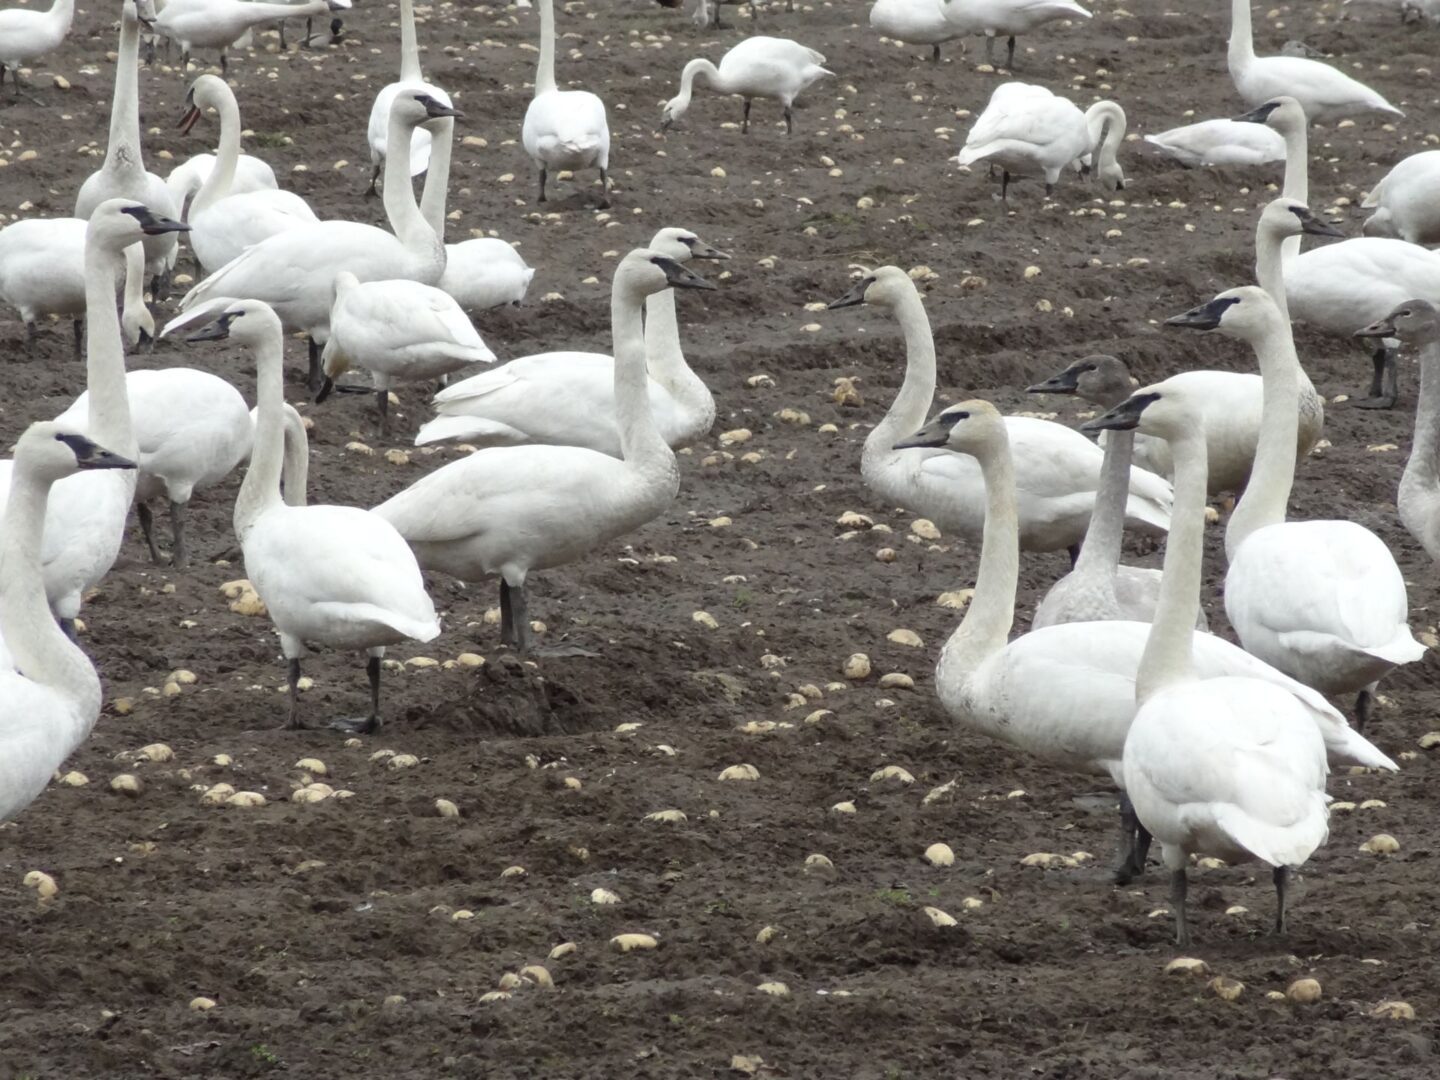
(0, 0, 74, 103)
(166, 151, 277, 220)
(189, 299, 440, 732)
(74, 0, 180, 297)
(374, 249, 715, 655)
(869, 0, 962, 63)
(660, 36, 831, 135)
(1167, 286, 1427, 731)
(247, 403, 310, 507)
(1081, 376, 1331, 947)
(894, 399, 1390, 883)
(0, 424, 136, 823)
(365, 0, 450, 194)
(180, 90, 459, 390)
(315, 271, 497, 435)
(154, 0, 341, 71)
(0, 201, 189, 633)
(1143, 117, 1285, 168)
(1362, 151, 1440, 246)
(414, 228, 727, 454)
(119, 242, 153, 352)
(1357, 300, 1440, 561)
(1026, 356, 1206, 631)
(939, 0, 1091, 69)
(827, 266, 1171, 556)
(179, 76, 318, 274)
(523, 0, 610, 205)
(1228, 0, 1402, 121)
(954, 82, 1125, 200)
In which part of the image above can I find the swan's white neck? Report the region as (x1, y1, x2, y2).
(1225, 315, 1300, 558)
(234, 331, 289, 541)
(190, 89, 243, 217)
(865, 286, 937, 465)
(1275, 117, 1309, 264)
(1229, 0, 1255, 70)
(643, 287, 705, 414)
(382, 108, 442, 264)
(1087, 101, 1126, 175)
(419, 116, 454, 240)
(84, 235, 137, 459)
(1254, 217, 1294, 323)
(121, 241, 147, 331)
(1074, 427, 1132, 577)
(536, 0, 559, 95)
(675, 59, 722, 114)
(104, 5, 145, 175)
(399, 0, 422, 82)
(1401, 339, 1440, 534)
(613, 280, 673, 471)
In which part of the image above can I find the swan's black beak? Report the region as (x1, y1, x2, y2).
(58, 433, 137, 471)
(893, 409, 965, 450)
(1026, 361, 1084, 395)
(1355, 317, 1397, 339)
(1080, 391, 1159, 434)
(1290, 204, 1344, 238)
(1234, 100, 1281, 124)
(659, 116, 675, 134)
(187, 312, 236, 342)
(652, 255, 715, 290)
(685, 236, 730, 260)
(827, 276, 874, 310)
(1165, 295, 1239, 331)
(121, 205, 191, 235)
(417, 94, 462, 120)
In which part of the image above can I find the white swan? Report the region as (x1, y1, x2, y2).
(1082, 376, 1330, 947)
(180, 90, 458, 390)
(1167, 286, 1426, 731)
(0, 0, 74, 102)
(74, 0, 180, 295)
(1362, 151, 1440, 246)
(1357, 301, 1440, 560)
(1228, 0, 1402, 121)
(180, 75, 318, 274)
(0, 201, 188, 631)
(415, 228, 727, 454)
(119, 242, 153, 352)
(154, 0, 340, 71)
(0, 424, 136, 823)
(1143, 117, 1285, 168)
(954, 82, 1125, 199)
(315, 271, 497, 435)
(869, 0, 961, 62)
(523, 0, 609, 205)
(1027, 356, 1206, 630)
(827, 266, 1171, 555)
(365, 0, 450, 193)
(166, 151, 276, 220)
(894, 399, 1390, 882)
(189, 299, 440, 732)
(939, 0, 1091, 69)
(375, 249, 714, 655)
(660, 36, 831, 135)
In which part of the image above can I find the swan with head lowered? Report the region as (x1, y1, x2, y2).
(189, 299, 440, 733)
(1169, 286, 1426, 732)
(894, 400, 1390, 884)
(179, 90, 459, 391)
(178, 75, 318, 275)
(74, 0, 180, 297)
(523, 0, 609, 206)
(374, 249, 714, 656)
(365, 0, 450, 195)
(1228, 0, 1402, 121)
(0, 425, 136, 823)
(828, 266, 1171, 558)
(0, 0, 74, 103)
(1026, 356, 1205, 630)
(660, 36, 831, 135)
(154, 0, 345, 72)
(1362, 151, 1440, 247)
(415, 228, 727, 454)
(1081, 376, 1331, 947)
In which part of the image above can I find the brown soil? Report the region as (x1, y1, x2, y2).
(2, 1, 1439, 1076)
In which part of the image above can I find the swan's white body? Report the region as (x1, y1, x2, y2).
(366, 0, 449, 183)
(155, 0, 332, 55)
(167, 152, 277, 217)
(869, 0, 956, 44)
(940, 0, 1091, 40)
(523, 0, 609, 199)
(0, 218, 123, 333)
(0, 0, 75, 74)
(416, 229, 719, 455)
(955, 82, 1125, 191)
(1363, 151, 1440, 246)
(438, 238, 535, 314)
(661, 36, 831, 132)
(1283, 238, 1440, 337)
(1143, 118, 1285, 168)
(1228, 0, 1402, 121)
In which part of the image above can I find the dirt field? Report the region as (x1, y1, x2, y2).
(2, 0, 1439, 1075)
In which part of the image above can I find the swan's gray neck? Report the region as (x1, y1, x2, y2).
(1401, 339, 1440, 548)
(1073, 428, 1132, 579)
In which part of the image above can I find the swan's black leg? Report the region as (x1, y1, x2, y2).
(1273, 865, 1290, 934)
(71, 318, 83, 359)
(1170, 868, 1190, 946)
(137, 502, 165, 564)
(984, 35, 996, 65)
(1001, 169, 1011, 202)
(500, 579, 517, 648)
(329, 655, 384, 734)
(783, 105, 794, 135)
(279, 19, 289, 50)
(220, 49, 228, 75)
(170, 499, 189, 568)
(375, 388, 391, 438)
(1006, 35, 1016, 69)
(510, 583, 532, 655)
(286, 658, 304, 729)
(1113, 792, 1150, 884)
(1067, 542, 1081, 568)
(742, 99, 751, 134)
(365, 161, 381, 197)
(307, 338, 323, 393)
(931, 43, 941, 63)
(536, 165, 548, 203)
(1353, 344, 1398, 410)
(1354, 684, 1376, 732)
(596, 167, 610, 209)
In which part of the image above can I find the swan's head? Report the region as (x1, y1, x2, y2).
(1356, 299, 1440, 344)
(130, 0, 157, 28)
(392, 91, 463, 131)
(649, 228, 730, 263)
(90, 199, 190, 253)
(893, 400, 1004, 454)
(619, 248, 718, 298)
(13, 422, 136, 484)
(1164, 286, 1283, 343)
(1234, 96, 1306, 131)
(826, 266, 912, 311)
(185, 299, 284, 349)
(1259, 197, 1343, 241)
(1079, 379, 1194, 441)
(179, 74, 228, 135)
(1361, 208, 1396, 239)
(659, 89, 692, 132)
(1027, 355, 1136, 408)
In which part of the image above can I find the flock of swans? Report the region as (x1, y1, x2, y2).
(0, 0, 1437, 948)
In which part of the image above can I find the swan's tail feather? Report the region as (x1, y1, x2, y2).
(1325, 724, 1399, 772)
(413, 415, 527, 448)
(1362, 630, 1429, 667)
(1211, 797, 1329, 869)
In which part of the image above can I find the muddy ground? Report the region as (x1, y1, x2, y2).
(1, 0, 1439, 1075)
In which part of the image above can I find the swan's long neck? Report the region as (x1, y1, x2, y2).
(940, 432, 1019, 672)
(399, 0, 422, 82)
(1225, 317, 1300, 558)
(48, 0, 76, 28)
(1229, 0, 1254, 70)
(0, 463, 102, 731)
(1278, 120, 1308, 263)
(676, 59, 721, 112)
(1088, 101, 1126, 172)
(1254, 218, 1293, 322)
(279, 405, 311, 508)
(84, 238, 136, 458)
(382, 110, 441, 260)
(1136, 428, 1208, 702)
(121, 242, 147, 329)
(867, 288, 937, 460)
(1401, 339, 1440, 531)
(613, 281, 672, 470)
(105, 6, 144, 173)
(190, 89, 242, 217)
(1074, 427, 1131, 576)
(419, 116, 454, 240)
(235, 333, 289, 540)
(536, 0, 558, 95)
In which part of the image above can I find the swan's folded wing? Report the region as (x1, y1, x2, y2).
(432, 352, 612, 408)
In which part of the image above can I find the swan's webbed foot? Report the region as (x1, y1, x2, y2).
(1273, 865, 1289, 935)
(137, 501, 166, 565)
(1169, 868, 1191, 946)
(330, 714, 381, 734)
(1351, 346, 1398, 409)
(150, 269, 171, 302)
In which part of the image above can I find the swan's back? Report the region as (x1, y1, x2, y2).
(1287, 238, 1440, 328)
(1234, 55, 1402, 120)
(957, 82, 1086, 170)
(869, 0, 953, 41)
(0, 218, 90, 316)
(1362, 152, 1440, 244)
(439, 239, 535, 312)
(1144, 118, 1285, 168)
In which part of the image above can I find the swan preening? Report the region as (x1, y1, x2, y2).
(0, 0, 74, 102)
(523, 0, 610, 205)
(661, 37, 831, 134)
